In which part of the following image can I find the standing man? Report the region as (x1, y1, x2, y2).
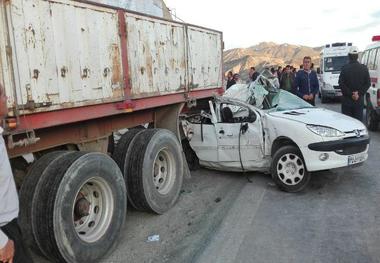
(226, 71, 235, 90)
(0, 84, 33, 263)
(294, 56, 319, 106)
(280, 65, 294, 92)
(339, 47, 370, 121)
(249, 67, 259, 82)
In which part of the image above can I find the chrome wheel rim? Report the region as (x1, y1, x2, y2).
(277, 153, 305, 186)
(153, 148, 176, 195)
(72, 177, 114, 243)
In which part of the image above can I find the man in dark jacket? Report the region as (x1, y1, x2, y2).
(293, 56, 319, 105)
(248, 67, 259, 82)
(338, 47, 370, 121)
(226, 71, 235, 90)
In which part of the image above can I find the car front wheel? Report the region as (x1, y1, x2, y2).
(271, 145, 311, 192)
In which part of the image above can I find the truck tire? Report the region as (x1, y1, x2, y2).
(365, 105, 379, 131)
(271, 145, 311, 193)
(113, 128, 145, 174)
(19, 151, 69, 256)
(126, 129, 184, 214)
(32, 152, 126, 262)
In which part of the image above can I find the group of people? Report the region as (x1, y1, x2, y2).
(225, 48, 370, 121)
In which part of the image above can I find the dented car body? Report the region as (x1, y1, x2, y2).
(182, 76, 370, 192)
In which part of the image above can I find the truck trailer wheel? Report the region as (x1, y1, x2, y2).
(126, 129, 184, 214)
(113, 128, 145, 175)
(365, 105, 379, 131)
(32, 152, 126, 262)
(19, 151, 69, 255)
(271, 145, 311, 193)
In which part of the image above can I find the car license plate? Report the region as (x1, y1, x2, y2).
(347, 153, 367, 165)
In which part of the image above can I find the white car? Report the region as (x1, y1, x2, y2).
(181, 77, 370, 192)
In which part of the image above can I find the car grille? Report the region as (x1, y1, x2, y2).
(334, 144, 367, 155)
(333, 85, 340, 90)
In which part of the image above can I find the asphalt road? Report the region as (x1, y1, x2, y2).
(34, 99, 380, 263)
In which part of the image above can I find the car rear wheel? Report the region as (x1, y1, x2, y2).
(271, 145, 311, 192)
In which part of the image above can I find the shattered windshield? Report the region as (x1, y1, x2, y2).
(224, 75, 313, 111)
(269, 90, 314, 111)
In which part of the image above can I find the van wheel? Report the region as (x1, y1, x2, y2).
(271, 145, 311, 193)
(321, 94, 328, 103)
(32, 152, 126, 262)
(126, 129, 184, 214)
(366, 106, 379, 131)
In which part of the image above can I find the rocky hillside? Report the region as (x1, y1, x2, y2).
(224, 42, 322, 80)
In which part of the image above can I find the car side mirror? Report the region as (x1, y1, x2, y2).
(247, 110, 257, 123)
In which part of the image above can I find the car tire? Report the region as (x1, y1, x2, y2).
(18, 151, 68, 256)
(271, 145, 311, 193)
(366, 105, 379, 131)
(33, 152, 126, 262)
(126, 129, 184, 214)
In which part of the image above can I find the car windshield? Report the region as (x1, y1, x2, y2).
(268, 90, 314, 111)
(223, 75, 313, 111)
(324, 56, 348, 72)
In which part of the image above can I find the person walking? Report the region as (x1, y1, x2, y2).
(338, 47, 371, 121)
(0, 84, 33, 263)
(294, 56, 319, 106)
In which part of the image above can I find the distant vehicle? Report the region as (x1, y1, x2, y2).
(361, 35, 380, 131)
(319, 42, 354, 103)
(181, 76, 369, 193)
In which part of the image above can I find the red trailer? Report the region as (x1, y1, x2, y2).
(0, 0, 223, 261)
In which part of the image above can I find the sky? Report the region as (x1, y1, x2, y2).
(164, 0, 380, 51)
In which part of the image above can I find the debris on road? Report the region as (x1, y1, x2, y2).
(214, 197, 222, 203)
(147, 235, 160, 242)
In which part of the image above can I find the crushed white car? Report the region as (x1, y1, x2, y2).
(181, 76, 370, 192)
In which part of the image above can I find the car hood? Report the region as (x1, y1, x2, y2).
(268, 108, 365, 132)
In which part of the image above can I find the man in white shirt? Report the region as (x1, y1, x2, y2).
(0, 84, 32, 263)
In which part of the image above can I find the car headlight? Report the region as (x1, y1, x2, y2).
(306, 125, 345, 137)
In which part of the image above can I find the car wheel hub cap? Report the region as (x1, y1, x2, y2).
(277, 153, 305, 186)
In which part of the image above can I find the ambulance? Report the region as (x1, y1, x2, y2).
(319, 42, 353, 103)
(362, 36, 380, 131)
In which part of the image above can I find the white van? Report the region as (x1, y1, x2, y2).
(319, 42, 354, 103)
(361, 36, 380, 131)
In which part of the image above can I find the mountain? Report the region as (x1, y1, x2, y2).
(224, 42, 323, 80)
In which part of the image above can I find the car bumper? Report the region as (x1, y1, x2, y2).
(301, 136, 370, 171)
(321, 89, 342, 98)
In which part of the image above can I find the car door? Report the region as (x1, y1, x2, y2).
(214, 102, 264, 167)
(184, 102, 219, 163)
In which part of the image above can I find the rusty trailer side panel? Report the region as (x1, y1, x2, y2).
(187, 26, 223, 91)
(125, 14, 187, 98)
(0, 0, 223, 116)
